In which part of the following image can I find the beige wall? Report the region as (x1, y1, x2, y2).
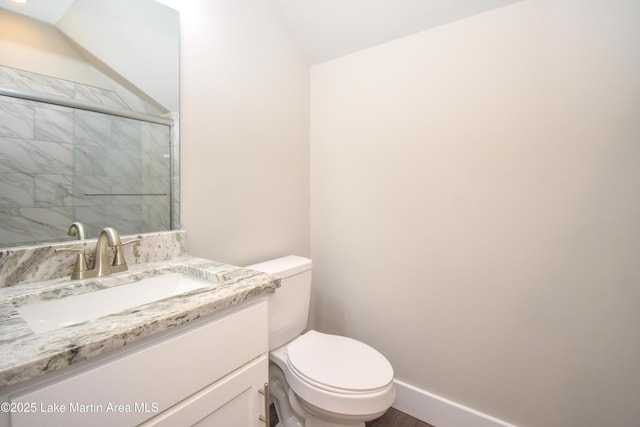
(57, 0, 180, 112)
(166, 0, 310, 266)
(0, 8, 113, 89)
(0, 8, 167, 114)
(310, 1, 640, 426)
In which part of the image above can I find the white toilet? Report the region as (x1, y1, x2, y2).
(247, 256, 395, 427)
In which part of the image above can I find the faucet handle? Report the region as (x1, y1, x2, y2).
(121, 238, 141, 248)
(113, 238, 140, 267)
(55, 248, 88, 280)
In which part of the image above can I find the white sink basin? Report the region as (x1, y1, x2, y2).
(15, 273, 212, 334)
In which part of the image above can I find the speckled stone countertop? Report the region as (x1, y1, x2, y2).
(0, 256, 279, 388)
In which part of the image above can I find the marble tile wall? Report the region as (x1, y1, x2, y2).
(0, 66, 171, 245)
(0, 66, 129, 110)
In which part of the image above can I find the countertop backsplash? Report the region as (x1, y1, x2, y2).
(0, 230, 187, 288)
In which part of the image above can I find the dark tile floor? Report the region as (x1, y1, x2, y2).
(270, 405, 434, 427)
(367, 407, 435, 427)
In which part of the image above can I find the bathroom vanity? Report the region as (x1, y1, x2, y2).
(0, 239, 278, 427)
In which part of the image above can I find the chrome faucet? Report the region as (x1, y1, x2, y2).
(57, 227, 140, 280)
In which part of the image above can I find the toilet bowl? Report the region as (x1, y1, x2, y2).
(247, 256, 395, 427)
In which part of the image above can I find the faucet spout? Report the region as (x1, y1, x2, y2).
(67, 222, 86, 240)
(58, 227, 139, 280)
(93, 227, 120, 277)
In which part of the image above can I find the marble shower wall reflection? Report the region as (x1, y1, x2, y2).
(0, 66, 171, 246)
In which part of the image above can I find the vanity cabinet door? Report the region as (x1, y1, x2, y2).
(140, 355, 268, 427)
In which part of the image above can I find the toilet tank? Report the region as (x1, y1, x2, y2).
(247, 256, 312, 350)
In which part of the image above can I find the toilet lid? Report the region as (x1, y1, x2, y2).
(287, 331, 394, 393)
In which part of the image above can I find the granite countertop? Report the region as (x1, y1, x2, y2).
(0, 256, 279, 388)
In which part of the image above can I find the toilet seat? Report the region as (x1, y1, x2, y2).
(270, 330, 395, 417)
(287, 330, 394, 394)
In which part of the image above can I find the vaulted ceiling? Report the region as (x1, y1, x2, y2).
(0, 0, 522, 64)
(278, 0, 522, 63)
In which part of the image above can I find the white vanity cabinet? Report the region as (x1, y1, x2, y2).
(4, 298, 269, 427)
(141, 353, 267, 426)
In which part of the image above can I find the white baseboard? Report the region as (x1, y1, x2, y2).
(392, 379, 518, 427)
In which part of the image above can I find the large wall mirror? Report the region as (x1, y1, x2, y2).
(0, 0, 179, 247)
